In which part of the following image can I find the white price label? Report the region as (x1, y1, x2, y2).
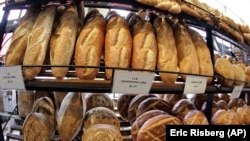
(0, 66, 26, 90)
(230, 85, 243, 99)
(183, 75, 207, 94)
(112, 70, 154, 94)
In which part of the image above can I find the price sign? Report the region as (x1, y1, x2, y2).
(112, 70, 154, 94)
(183, 75, 207, 94)
(230, 85, 243, 99)
(0, 66, 26, 90)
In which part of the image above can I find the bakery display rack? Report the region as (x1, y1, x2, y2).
(1, 0, 250, 141)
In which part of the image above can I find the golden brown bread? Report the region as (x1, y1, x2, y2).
(214, 57, 234, 87)
(105, 12, 133, 80)
(50, 5, 78, 79)
(82, 124, 123, 141)
(4, 5, 39, 66)
(85, 93, 114, 112)
(131, 109, 168, 141)
(216, 100, 229, 110)
(179, 1, 200, 19)
(245, 66, 250, 87)
(57, 92, 86, 141)
(128, 94, 157, 124)
(190, 93, 207, 110)
(237, 105, 250, 125)
(211, 109, 240, 125)
(23, 5, 56, 80)
(154, 16, 179, 84)
(117, 94, 137, 121)
(172, 99, 197, 121)
(183, 109, 209, 125)
(232, 64, 246, 86)
(189, 29, 214, 84)
(136, 97, 172, 118)
(17, 90, 35, 118)
(137, 114, 182, 141)
(32, 97, 56, 138)
(174, 23, 199, 81)
(218, 93, 230, 103)
(23, 113, 51, 141)
(132, 20, 157, 71)
(163, 94, 186, 107)
(75, 9, 106, 80)
(83, 107, 120, 131)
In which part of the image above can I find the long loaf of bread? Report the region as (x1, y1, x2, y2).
(23, 5, 56, 80)
(105, 11, 132, 80)
(189, 29, 214, 84)
(50, 5, 78, 79)
(154, 16, 179, 84)
(132, 19, 157, 71)
(174, 23, 199, 80)
(4, 5, 39, 66)
(75, 9, 106, 80)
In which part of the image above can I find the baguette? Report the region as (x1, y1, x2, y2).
(23, 5, 56, 80)
(174, 23, 199, 80)
(132, 20, 157, 71)
(75, 10, 106, 79)
(189, 29, 214, 84)
(154, 16, 179, 84)
(105, 11, 132, 80)
(4, 5, 39, 66)
(50, 5, 78, 79)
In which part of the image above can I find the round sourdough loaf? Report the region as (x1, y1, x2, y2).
(131, 109, 168, 141)
(172, 99, 197, 121)
(83, 106, 120, 130)
(128, 94, 157, 124)
(216, 100, 229, 110)
(183, 110, 209, 125)
(82, 124, 123, 141)
(211, 109, 240, 125)
(162, 94, 185, 107)
(85, 93, 114, 112)
(117, 94, 137, 121)
(137, 114, 182, 141)
(23, 113, 51, 141)
(136, 97, 172, 118)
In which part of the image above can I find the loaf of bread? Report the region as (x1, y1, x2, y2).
(17, 90, 35, 119)
(153, 16, 179, 84)
(85, 93, 114, 112)
(23, 113, 51, 141)
(136, 97, 172, 118)
(228, 98, 239, 112)
(105, 11, 133, 80)
(131, 109, 168, 141)
(126, 12, 142, 33)
(132, 19, 157, 71)
(23, 5, 56, 80)
(4, 5, 39, 66)
(163, 94, 185, 107)
(232, 64, 246, 86)
(216, 100, 229, 110)
(32, 96, 56, 138)
(172, 99, 197, 121)
(75, 9, 106, 79)
(174, 23, 199, 81)
(190, 93, 207, 110)
(211, 109, 240, 125)
(82, 124, 123, 141)
(214, 57, 235, 87)
(218, 93, 230, 103)
(117, 94, 137, 121)
(137, 114, 182, 141)
(50, 5, 78, 79)
(57, 92, 86, 141)
(128, 94, 157, 124)
(189, 29, 214, 84)
(237, 105, 250, 125)
(179, 1, 200, 19)
(183, 110, 209, 125)
(83, 107, 120, 131)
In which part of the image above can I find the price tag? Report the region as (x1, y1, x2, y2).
(230, 85, 243, 99)
(0, 66, 26, 90)
(112, 70, 154, 94)
(183, 75, 207, 94)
